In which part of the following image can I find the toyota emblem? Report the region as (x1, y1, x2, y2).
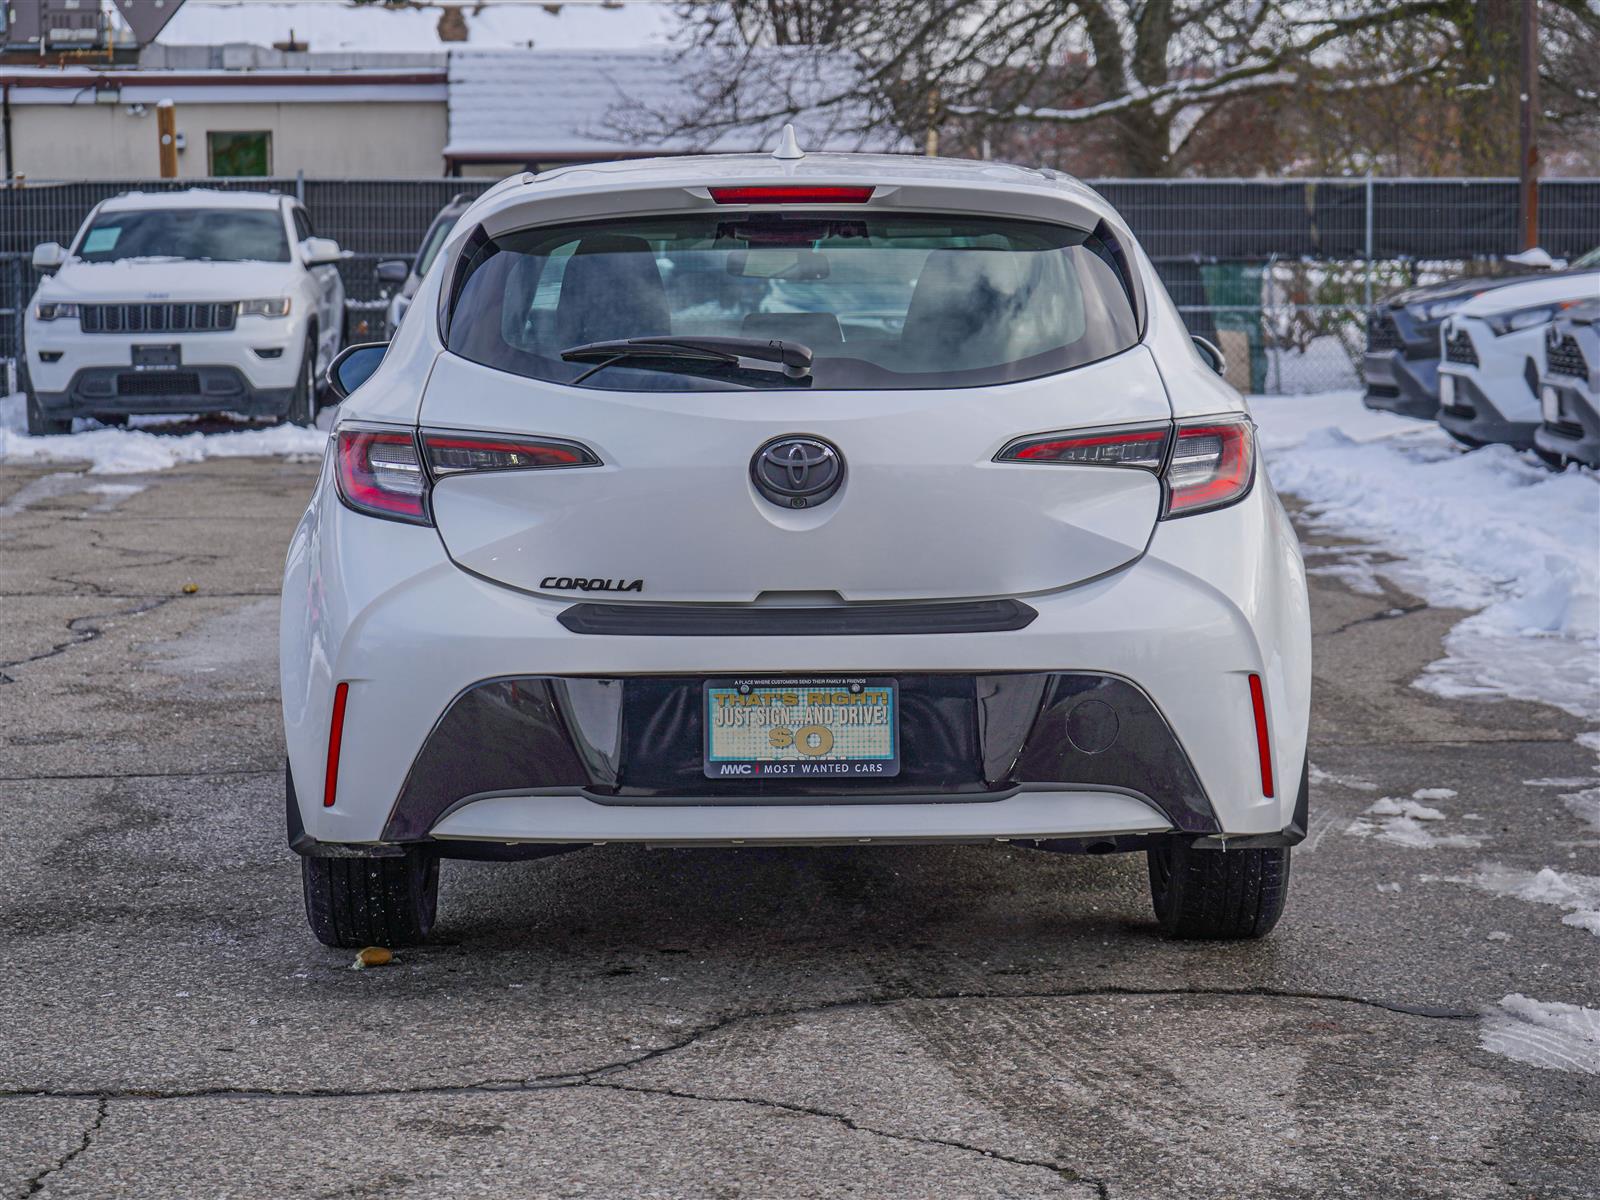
(751, 436, 844, 508)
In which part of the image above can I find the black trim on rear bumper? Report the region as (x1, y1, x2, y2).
(557, 598, 1038, 636)
(372, 672, 1225, 844)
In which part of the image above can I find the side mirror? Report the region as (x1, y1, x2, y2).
(326, 341, 388, 400)
(301, 236, 343, 267)
(32, 242, 66, 273)
(1192, 335, 1227, 377)
(374, 259, 410, 286)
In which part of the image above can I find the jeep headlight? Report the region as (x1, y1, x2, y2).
(34, 302, 79, 321)
(239, 297, 292, 318)
(1418, 295, 1472, 322)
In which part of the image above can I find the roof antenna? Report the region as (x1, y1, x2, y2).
(772, 124, 805, 161)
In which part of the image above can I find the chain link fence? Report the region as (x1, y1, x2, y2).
(4, 175, 1597, 395)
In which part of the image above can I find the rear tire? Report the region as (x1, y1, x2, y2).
(302, 851, 439, 948)
(1147, 841, 1290, 939)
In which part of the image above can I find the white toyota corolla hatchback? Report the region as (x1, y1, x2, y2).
(281, 143, 1311, 947)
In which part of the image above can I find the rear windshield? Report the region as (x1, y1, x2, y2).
(445, 213, 1139, 390)
(75, 208, 291, 264)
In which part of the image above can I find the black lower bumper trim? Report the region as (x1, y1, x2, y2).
(374, 672, 1224, 843)
(558, 598, 1038, 636)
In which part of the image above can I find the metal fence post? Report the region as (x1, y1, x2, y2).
(295, 169, 306, 205)
(1364, 173, 1374, 310)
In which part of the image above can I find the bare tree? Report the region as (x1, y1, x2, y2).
(641, 1, 1599, 176)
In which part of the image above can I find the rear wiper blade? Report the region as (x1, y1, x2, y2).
(560, 335, 813, 385)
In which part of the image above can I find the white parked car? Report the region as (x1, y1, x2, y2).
(22, 189, 346, 434)
(281, 140, 1312, 947)
(1436, 269, 1600, 453)
(1535, 299, 1600, 469)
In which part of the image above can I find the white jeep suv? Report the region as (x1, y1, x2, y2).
(22, 189, 345, 433)
(282, 145, 1312, 947)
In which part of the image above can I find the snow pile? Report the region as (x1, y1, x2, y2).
(1480, 994, 1600, 1075)
(1466, 864, 1600, 937)
(0, 394, 328, 475)
(1251, 391, 1600, 721)
(1344, 790, 1483, 849)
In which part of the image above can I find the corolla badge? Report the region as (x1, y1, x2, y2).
(751, 436, 845, 508)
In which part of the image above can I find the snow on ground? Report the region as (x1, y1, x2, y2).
(1344, 791, 1484, 849)
(0, 393, 328, 475)
(1480, 994, 1600, 1074)
(1251, 391, 1600, 723)
(1458, 865, 1600, 937)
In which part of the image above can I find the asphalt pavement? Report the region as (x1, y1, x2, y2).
(1, 453, 1596, 1199)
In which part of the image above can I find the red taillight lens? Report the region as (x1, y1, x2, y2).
(995, 415, 1255, 519)
(422, 432, 598, 476)
(709, 185, 875, 205)
(997, 425, 1169, 470)
(1164, 418, 1255, 517)
(335, 429, 428, 524)
(334, 427, 600, 525)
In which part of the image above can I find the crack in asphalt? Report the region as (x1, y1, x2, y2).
(18, 1096, 105, 1199)
(1324, 600, 1429, 637)
(0, 767, 279, 783)
(587, 1079, 1104, 1195)
(0, 983, 1479, 1108)
(0, 597, 173, 683)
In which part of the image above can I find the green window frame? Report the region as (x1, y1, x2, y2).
(207, 131, 272, 178)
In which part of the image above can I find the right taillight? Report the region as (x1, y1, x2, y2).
(996, 415, 1255, 519)
(1163, 417, 1255, 517)
(334, 426, 601, 526)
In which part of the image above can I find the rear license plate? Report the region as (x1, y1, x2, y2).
(704, 678, 899, 779)
(132, 344, 181, 369)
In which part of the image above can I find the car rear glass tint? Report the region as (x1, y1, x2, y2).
(446, 213, 1138, 390)
(75, 208, 291, 264)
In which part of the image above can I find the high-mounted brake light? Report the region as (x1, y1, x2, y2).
(709, 185, 875, 205)
(995, 415, 1255, 519)
(334, 426, 601, 526)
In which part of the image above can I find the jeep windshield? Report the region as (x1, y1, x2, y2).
(445, 212, 1140, 391)
(75, 208, 292, 264)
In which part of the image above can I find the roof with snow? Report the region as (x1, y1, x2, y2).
(156, 0, 675, 53)
(445, 48, 907, 163)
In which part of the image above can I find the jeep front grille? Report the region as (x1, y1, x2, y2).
(1546, 331, 1588, 379)
(79, 302, 238, 334)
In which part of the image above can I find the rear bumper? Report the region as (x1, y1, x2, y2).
(281, 459, 1311, 849)
(1363, 351, 1440, 420)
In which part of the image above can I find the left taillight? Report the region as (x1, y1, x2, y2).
(335, 429, 430, 524)
(334, 427, 601, 526)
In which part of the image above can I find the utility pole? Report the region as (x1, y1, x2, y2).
(157, 99, 179, 179)
(1519, 0, 1539, 250)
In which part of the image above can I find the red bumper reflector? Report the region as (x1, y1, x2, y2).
(709, 185, 875, 205)
(1248, 673, 1275, 798)
(323, 682, 349, 808)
